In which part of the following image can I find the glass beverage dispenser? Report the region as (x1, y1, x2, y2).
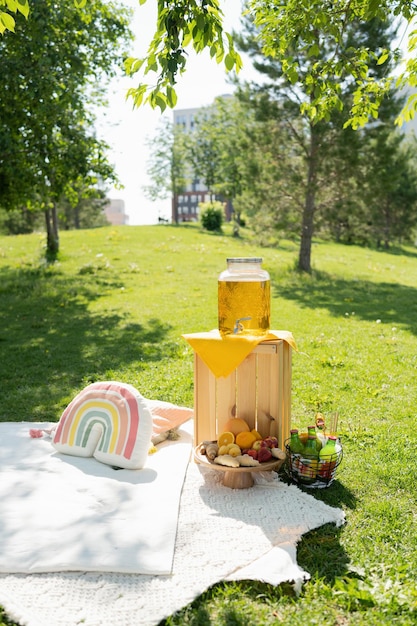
(218, 257, 271, 336)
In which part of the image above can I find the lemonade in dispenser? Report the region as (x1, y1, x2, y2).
(218, 257, 271, 336)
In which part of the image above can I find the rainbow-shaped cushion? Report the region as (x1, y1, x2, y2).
(52, 381, 153, 469)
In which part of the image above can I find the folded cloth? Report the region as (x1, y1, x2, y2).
(0, 420, 193, 576)
(182, 329, 297, 378)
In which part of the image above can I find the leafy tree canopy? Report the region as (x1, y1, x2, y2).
(4, 1, 417, 127)
(0, 0, 132, 257)
(125, 0, 242, 111)
(125, 0, 417, 128)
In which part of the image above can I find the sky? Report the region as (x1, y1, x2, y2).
(97, 0, 246, 225)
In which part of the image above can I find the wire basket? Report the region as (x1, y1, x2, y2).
(285, 439, 343, 489)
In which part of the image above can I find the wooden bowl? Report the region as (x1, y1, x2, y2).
(193, 443, 285, 489)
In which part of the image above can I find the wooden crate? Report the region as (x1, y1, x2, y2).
(193, 339, 292, 448)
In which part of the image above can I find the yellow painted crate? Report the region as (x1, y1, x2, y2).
(193, 339, 292, 449)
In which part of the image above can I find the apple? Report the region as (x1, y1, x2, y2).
(261, 436, 278, 449)
(258, 447, 273, 463)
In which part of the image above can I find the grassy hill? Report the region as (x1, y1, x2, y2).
(1, 224, 417, 625)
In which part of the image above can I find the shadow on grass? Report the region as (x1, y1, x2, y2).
(272, 269, 417, 336)
(296, 522, 349, 584)
(279, 471, 357, 512)
(156, 470, 353, 625)
(157, 578, 299, 626)
(156, 523, 350, 624)
(384, 244, 417, 259)
(157, 522, 350, 625)
(0, 264, 174, 421)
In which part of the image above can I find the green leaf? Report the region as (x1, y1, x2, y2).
(225, 32, 234, 46)
(183, 28, 192, 47)
(145, 59, 158, 74)
(154, 92, 167, 113)
(308, 43, 320, 58)
(126, 84, 147, 108)
(366, 0, 382, 18)
(133, 91, 145, 107)
(224, 53, 234, 71)
(234, 52, 243, 73)
(196, 13, 205, 33)
(0, 12, 15, 32)
(166, 85, 177, 108)
(215, 45, 224, 63)
(192, 24, 201, 42)
(377, 52, 389, 66)
(17, 0, 29, 18)
(287, 66, 298, 84)
(124, 56, 145, 75)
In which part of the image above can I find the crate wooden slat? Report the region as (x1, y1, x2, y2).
(193, 338, 291, 448)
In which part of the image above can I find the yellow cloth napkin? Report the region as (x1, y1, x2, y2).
(182, 329, 297, 379)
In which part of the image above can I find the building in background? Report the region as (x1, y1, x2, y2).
(173, 104, 233, 223)
(104, 199, 129, 225)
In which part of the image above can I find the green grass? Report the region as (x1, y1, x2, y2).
(1, 224, 417, 625)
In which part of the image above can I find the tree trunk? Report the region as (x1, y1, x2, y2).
(74, 204, 80, 229)
(298, 190, 315, 273)
(232, 207, 240, 237)
(171, 193, 178, 224)
(45, 204, 59, 261)
(298, 127, 320, 273)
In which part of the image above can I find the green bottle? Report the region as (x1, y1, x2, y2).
(319, 436, 338, 461)
(300, 435, 319, 483)
(305, 435, 319, 458)
(318, 435, 338, 479)
(289, 429, 304, 455)
(307, 425, 322, 452)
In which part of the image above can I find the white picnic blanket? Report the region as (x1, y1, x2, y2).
(0, 420, 192, 575)
(0, 420, 345, 626)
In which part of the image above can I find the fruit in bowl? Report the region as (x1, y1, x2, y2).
(200, 430, 286, 467)
(223, 417, 250, 436)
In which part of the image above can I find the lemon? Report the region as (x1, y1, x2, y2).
(228, 444, 242, 457)
(251, 428, 263, 441)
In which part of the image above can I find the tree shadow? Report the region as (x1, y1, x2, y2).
(383, 244, 417, 260)
(296, 522, 349, 584)
(157, 522, 350, 625)
(279, 468, 357, 512)
(273, 269, 417, 336)
(0, 264, 174, 421)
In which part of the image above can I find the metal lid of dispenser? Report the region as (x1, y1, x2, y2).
(226, 257, 263, 263)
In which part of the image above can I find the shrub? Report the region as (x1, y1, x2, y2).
(199, 201, 224, 232)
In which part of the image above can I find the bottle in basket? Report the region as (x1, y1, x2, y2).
(299, 435, 319, 483)
(307, 424, 322, 452)
(318, 435, 338, 479)
(288, 429, 304, 475)
(289, 429, 304, 455)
